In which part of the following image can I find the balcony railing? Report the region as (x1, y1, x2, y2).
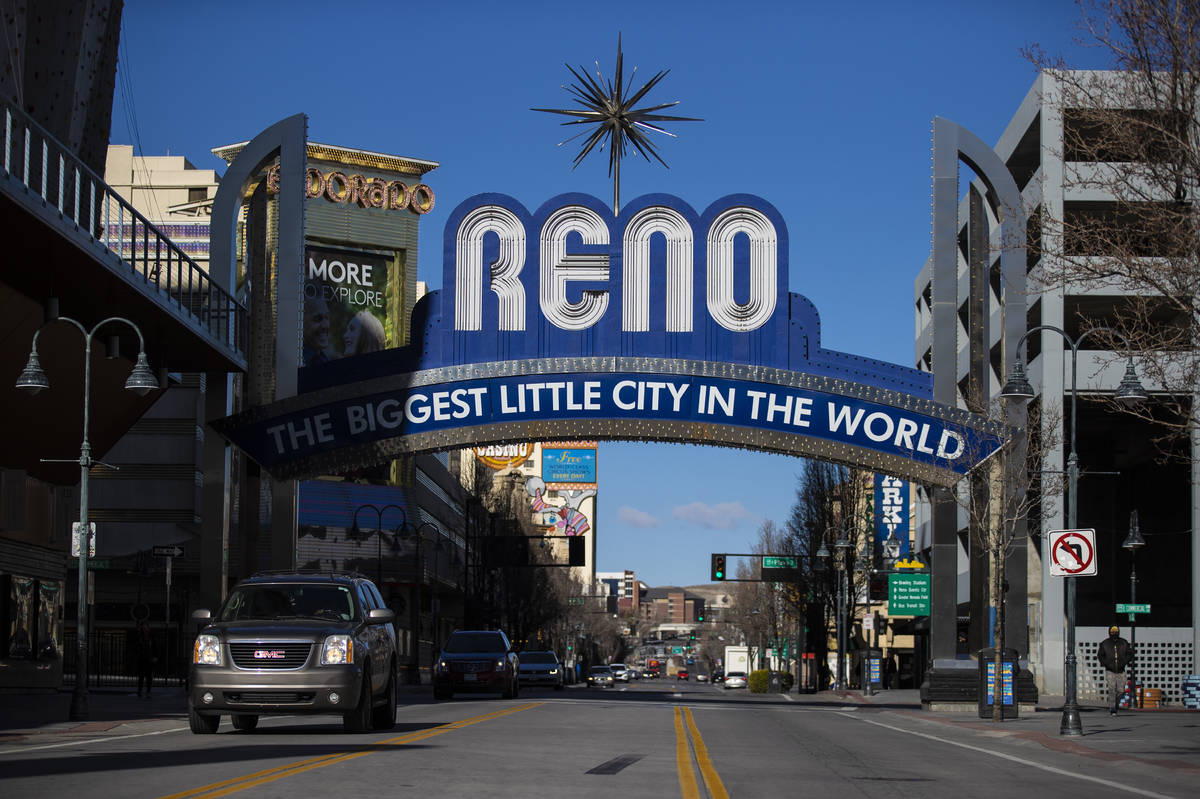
(0, 96, 247, 360)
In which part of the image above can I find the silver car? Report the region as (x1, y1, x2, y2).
(518, 650, 565, 690)
(723, 670, 748, 689)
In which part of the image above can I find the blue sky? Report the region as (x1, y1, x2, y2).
(113, 0, 1102, 586)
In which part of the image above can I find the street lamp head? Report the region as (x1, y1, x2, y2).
(15, 350, 49, 394)
(999, 360, 1036, 401)
(816, 542, 831, 561)
(1114, 361, 1148, 406)
(833, 535, 852, 553)
(1122, 509, 1146, 551)
(124, 352, 159, 396)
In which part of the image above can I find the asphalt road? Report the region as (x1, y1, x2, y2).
(2, 680, 1198, 798)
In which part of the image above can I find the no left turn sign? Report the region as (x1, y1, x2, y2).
(1049, 528, 1098, 577)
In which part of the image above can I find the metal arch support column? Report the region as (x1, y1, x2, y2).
(202, 115, 308, 607)
(929, 118, 1028, 694)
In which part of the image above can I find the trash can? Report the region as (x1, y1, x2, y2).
(978, 648, 1019, 719)
(768, 670, 782, 693)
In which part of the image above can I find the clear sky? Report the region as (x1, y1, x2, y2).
(113, 0, 1103, 586)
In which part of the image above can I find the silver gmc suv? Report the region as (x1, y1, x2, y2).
(188, 572, 397, 734)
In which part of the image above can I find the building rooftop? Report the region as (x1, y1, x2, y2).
(211, 140, 439, 177)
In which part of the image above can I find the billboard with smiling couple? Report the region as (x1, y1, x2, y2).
(302, 244, 391, 367)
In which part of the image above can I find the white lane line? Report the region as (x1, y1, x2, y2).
(848, 714, 1180, 799)
(0, 725, 189, 755)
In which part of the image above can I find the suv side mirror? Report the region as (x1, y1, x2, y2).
(192, 609, 212, 622)
(368, 608, 395, 624)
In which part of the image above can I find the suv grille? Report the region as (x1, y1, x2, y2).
(452, 660, 493, 673)
(229, 642, 313, 669)
(226, 692, 315, 704)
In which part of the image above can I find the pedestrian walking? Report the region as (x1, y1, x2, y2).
(135, 621, 155, 698)
(1097, 624, 1133, 715)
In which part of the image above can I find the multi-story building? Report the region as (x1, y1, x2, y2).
(0, 2, 247, 693)
(913, 70, 1196, 704)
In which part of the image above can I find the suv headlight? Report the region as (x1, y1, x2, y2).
(495, 658, 506, 671)
(321, 635, 353, 665)
(194, 634, 222, 666)
(436, 659, 450, 673)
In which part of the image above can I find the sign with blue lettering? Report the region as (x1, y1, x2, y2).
(213, 193, 1008, 484)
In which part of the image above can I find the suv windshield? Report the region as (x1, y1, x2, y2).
(443, 632, 507, 653)
(519, 652, 556, 663)
(218, 583, 357, 622)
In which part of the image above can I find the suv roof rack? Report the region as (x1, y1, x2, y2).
(248, 569, 369, 581)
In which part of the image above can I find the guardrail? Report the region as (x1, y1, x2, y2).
(1, 96, 247, 358)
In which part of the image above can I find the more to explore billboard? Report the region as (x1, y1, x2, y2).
(303, 244, 390, 367)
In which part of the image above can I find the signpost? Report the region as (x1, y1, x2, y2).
(888, 573, 931, 616)
(1048, 529, 1098, 577)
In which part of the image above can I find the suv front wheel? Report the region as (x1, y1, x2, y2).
(343, 668, 374, 733)
(189, 703, 220, 734)
(371, 668, 396, 730)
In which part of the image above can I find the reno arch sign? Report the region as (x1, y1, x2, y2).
(212, 192, 1005, 485)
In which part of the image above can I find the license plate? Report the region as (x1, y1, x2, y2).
(464, 673, 477, 681)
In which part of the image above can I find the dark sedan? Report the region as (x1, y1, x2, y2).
(433, 630, 520, 700)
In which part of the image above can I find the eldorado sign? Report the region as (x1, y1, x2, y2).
(212, 192, 1006, 483)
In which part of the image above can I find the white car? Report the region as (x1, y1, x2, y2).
(723, 671, 748, 689)
(610, 663, 630, 682)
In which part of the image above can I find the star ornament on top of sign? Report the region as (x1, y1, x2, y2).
(532, 34, 702, 215)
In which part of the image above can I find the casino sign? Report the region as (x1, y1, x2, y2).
(212, 192, 1007, 485)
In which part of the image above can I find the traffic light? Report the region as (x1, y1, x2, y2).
(711, 553, 726, 581)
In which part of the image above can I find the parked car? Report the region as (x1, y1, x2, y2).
(723, 670, 748, 689)
(517, 650, 565, 690)
(586, 665, 615, 687)
(677, 669, 690, 681)
(433, 629, 521, 700)
(610, 663, 630, 682)
(188, 571, 398, 734)
(695, 673, 709, 682)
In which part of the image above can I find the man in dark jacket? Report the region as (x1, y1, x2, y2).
(1097, 625, 1133, 715)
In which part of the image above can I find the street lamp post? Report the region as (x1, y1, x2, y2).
(350, 504, 407, 585)
(1000, 324, 1146, 736)
(834, 534, 852, 690)
(1122, 510, 1146, 708)
(16, 315, 159, 721)
(402, 521, 439, 684)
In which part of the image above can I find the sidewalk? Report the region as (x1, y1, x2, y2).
(793, 687, 1200, 775)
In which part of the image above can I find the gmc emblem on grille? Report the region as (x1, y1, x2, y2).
(253, 650, 286, 659)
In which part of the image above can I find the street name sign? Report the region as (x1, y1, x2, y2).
(1116, 603, 1150, 614)
(152, 545, 184, 558)
(1048, 529, 1097, 577)
(761, 555, 800, 582)
(888, 573, 930, 616)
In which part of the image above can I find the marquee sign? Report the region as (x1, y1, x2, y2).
(212, 193, 1008, 483)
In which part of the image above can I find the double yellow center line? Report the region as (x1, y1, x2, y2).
(159, 702, 542, 799)
(674, 706, 729, 799)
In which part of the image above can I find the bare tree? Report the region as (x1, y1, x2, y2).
(1026, 0, 1200, 455)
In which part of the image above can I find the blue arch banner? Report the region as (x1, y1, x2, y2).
(212, 193, 1007, 484)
